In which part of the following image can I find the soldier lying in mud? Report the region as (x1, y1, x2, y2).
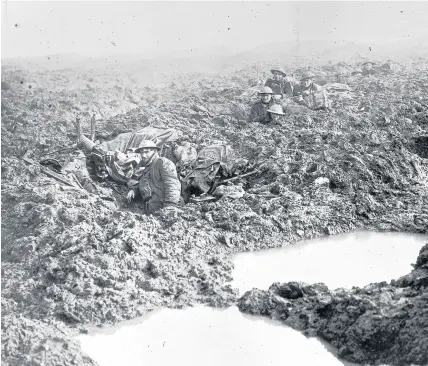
(76, 126, 255, 213)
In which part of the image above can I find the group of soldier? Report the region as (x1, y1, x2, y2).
(123, 61, 381, 215)
(248, 61, 379, 124)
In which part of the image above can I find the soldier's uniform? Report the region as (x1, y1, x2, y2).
(248, 100, 274, 124)
(362, 69, 377, 76)
(362, 62, 377, 76)
(134, 156, 181, 214)
(264, 78, 283, 95)
(295, 82, 325, 110)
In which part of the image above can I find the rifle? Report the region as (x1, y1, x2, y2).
(22, 151, 76, 188)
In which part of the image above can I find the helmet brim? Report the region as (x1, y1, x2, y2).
(271, 69, 287, 76)
(133, 146, 161, 153)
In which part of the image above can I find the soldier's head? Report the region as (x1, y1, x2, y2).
(271, 68, 286, 81)
(364, 62, 374, 71)
(258, 86, 273, 104)
(301, 71, 315, 88)
(267, 104, 285, 123)
(134, 140, 161, 164)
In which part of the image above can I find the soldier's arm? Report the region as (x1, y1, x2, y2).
(293, 83, 302, 96)
(159, 159, 181, 205)
(282, 80, 293, 96)
(248, 105, 259, 122)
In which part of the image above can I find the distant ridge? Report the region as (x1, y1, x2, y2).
(2, 36, 427, 73)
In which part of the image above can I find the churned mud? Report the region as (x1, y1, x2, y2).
(238, 244, 428, 366)
(2, 61, 428, 365)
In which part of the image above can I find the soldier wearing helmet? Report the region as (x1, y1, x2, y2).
(248, 86, 275, 123)
(299, 71, 319, 91)
(265, 68, 294, 99)
(266, 104, 286, 126)
(293, 71, 325, 110)
(362, 61, 376, 76)
(126, 140, 181, 214)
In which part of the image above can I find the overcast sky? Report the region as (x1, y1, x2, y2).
(2, 1, 428, 58)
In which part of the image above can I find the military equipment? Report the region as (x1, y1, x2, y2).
(300, 71, 316, 81)
(267, 104, 285, 115)
(133, 140, 161, 152)
(271, 68, 287, 76)
(258, 86, 273, 95)
(90, 114, 96, 141)
(79, 134, 109, 180)
(76, 117, 81, 144)
(22, 152, 75, 188)
(220, 169, 258, 183)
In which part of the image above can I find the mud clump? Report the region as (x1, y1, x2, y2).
(2, 62, 428, 365)
(238, 244, 428, 366)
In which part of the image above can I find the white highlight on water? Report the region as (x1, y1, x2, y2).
(78, 306, 348, 366)
(232, 231, 427, 294)
(78, 231, 426, 366)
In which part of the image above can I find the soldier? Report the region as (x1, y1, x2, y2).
(126, 140, 181, 214)
(265, 68, 294, 98)
(266, 104, 286, 126)
(294, 71, 327, 110)
(248, 86, 274, 123)
(362, 61, 377, 76)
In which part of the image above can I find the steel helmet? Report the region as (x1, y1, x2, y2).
(271, 68, 287, 76)
(134, 140, 161, 152)
(267, 104, 285, 115)
(363, 61, 375, 65)
(300, 71, 316, 81)
(258, 86, 273, 95)
(335, 67, 348, 76)
(351, 68, 363, 75)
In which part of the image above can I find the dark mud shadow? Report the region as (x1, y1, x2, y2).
(409, 136, 428, 158)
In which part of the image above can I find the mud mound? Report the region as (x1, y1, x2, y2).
(2, 62, 428, 365)
(237, 244, 428, 366)
(1, 314, 96, 366)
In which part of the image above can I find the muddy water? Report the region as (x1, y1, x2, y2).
(78, 306, 352, 366)
(232, 231, 428, 294)
(78, 231, 426, 366)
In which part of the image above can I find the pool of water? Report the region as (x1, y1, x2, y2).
(78, 231, 427, 366)
(231, 231, 427, 294)
(78, 306, 352, 366)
